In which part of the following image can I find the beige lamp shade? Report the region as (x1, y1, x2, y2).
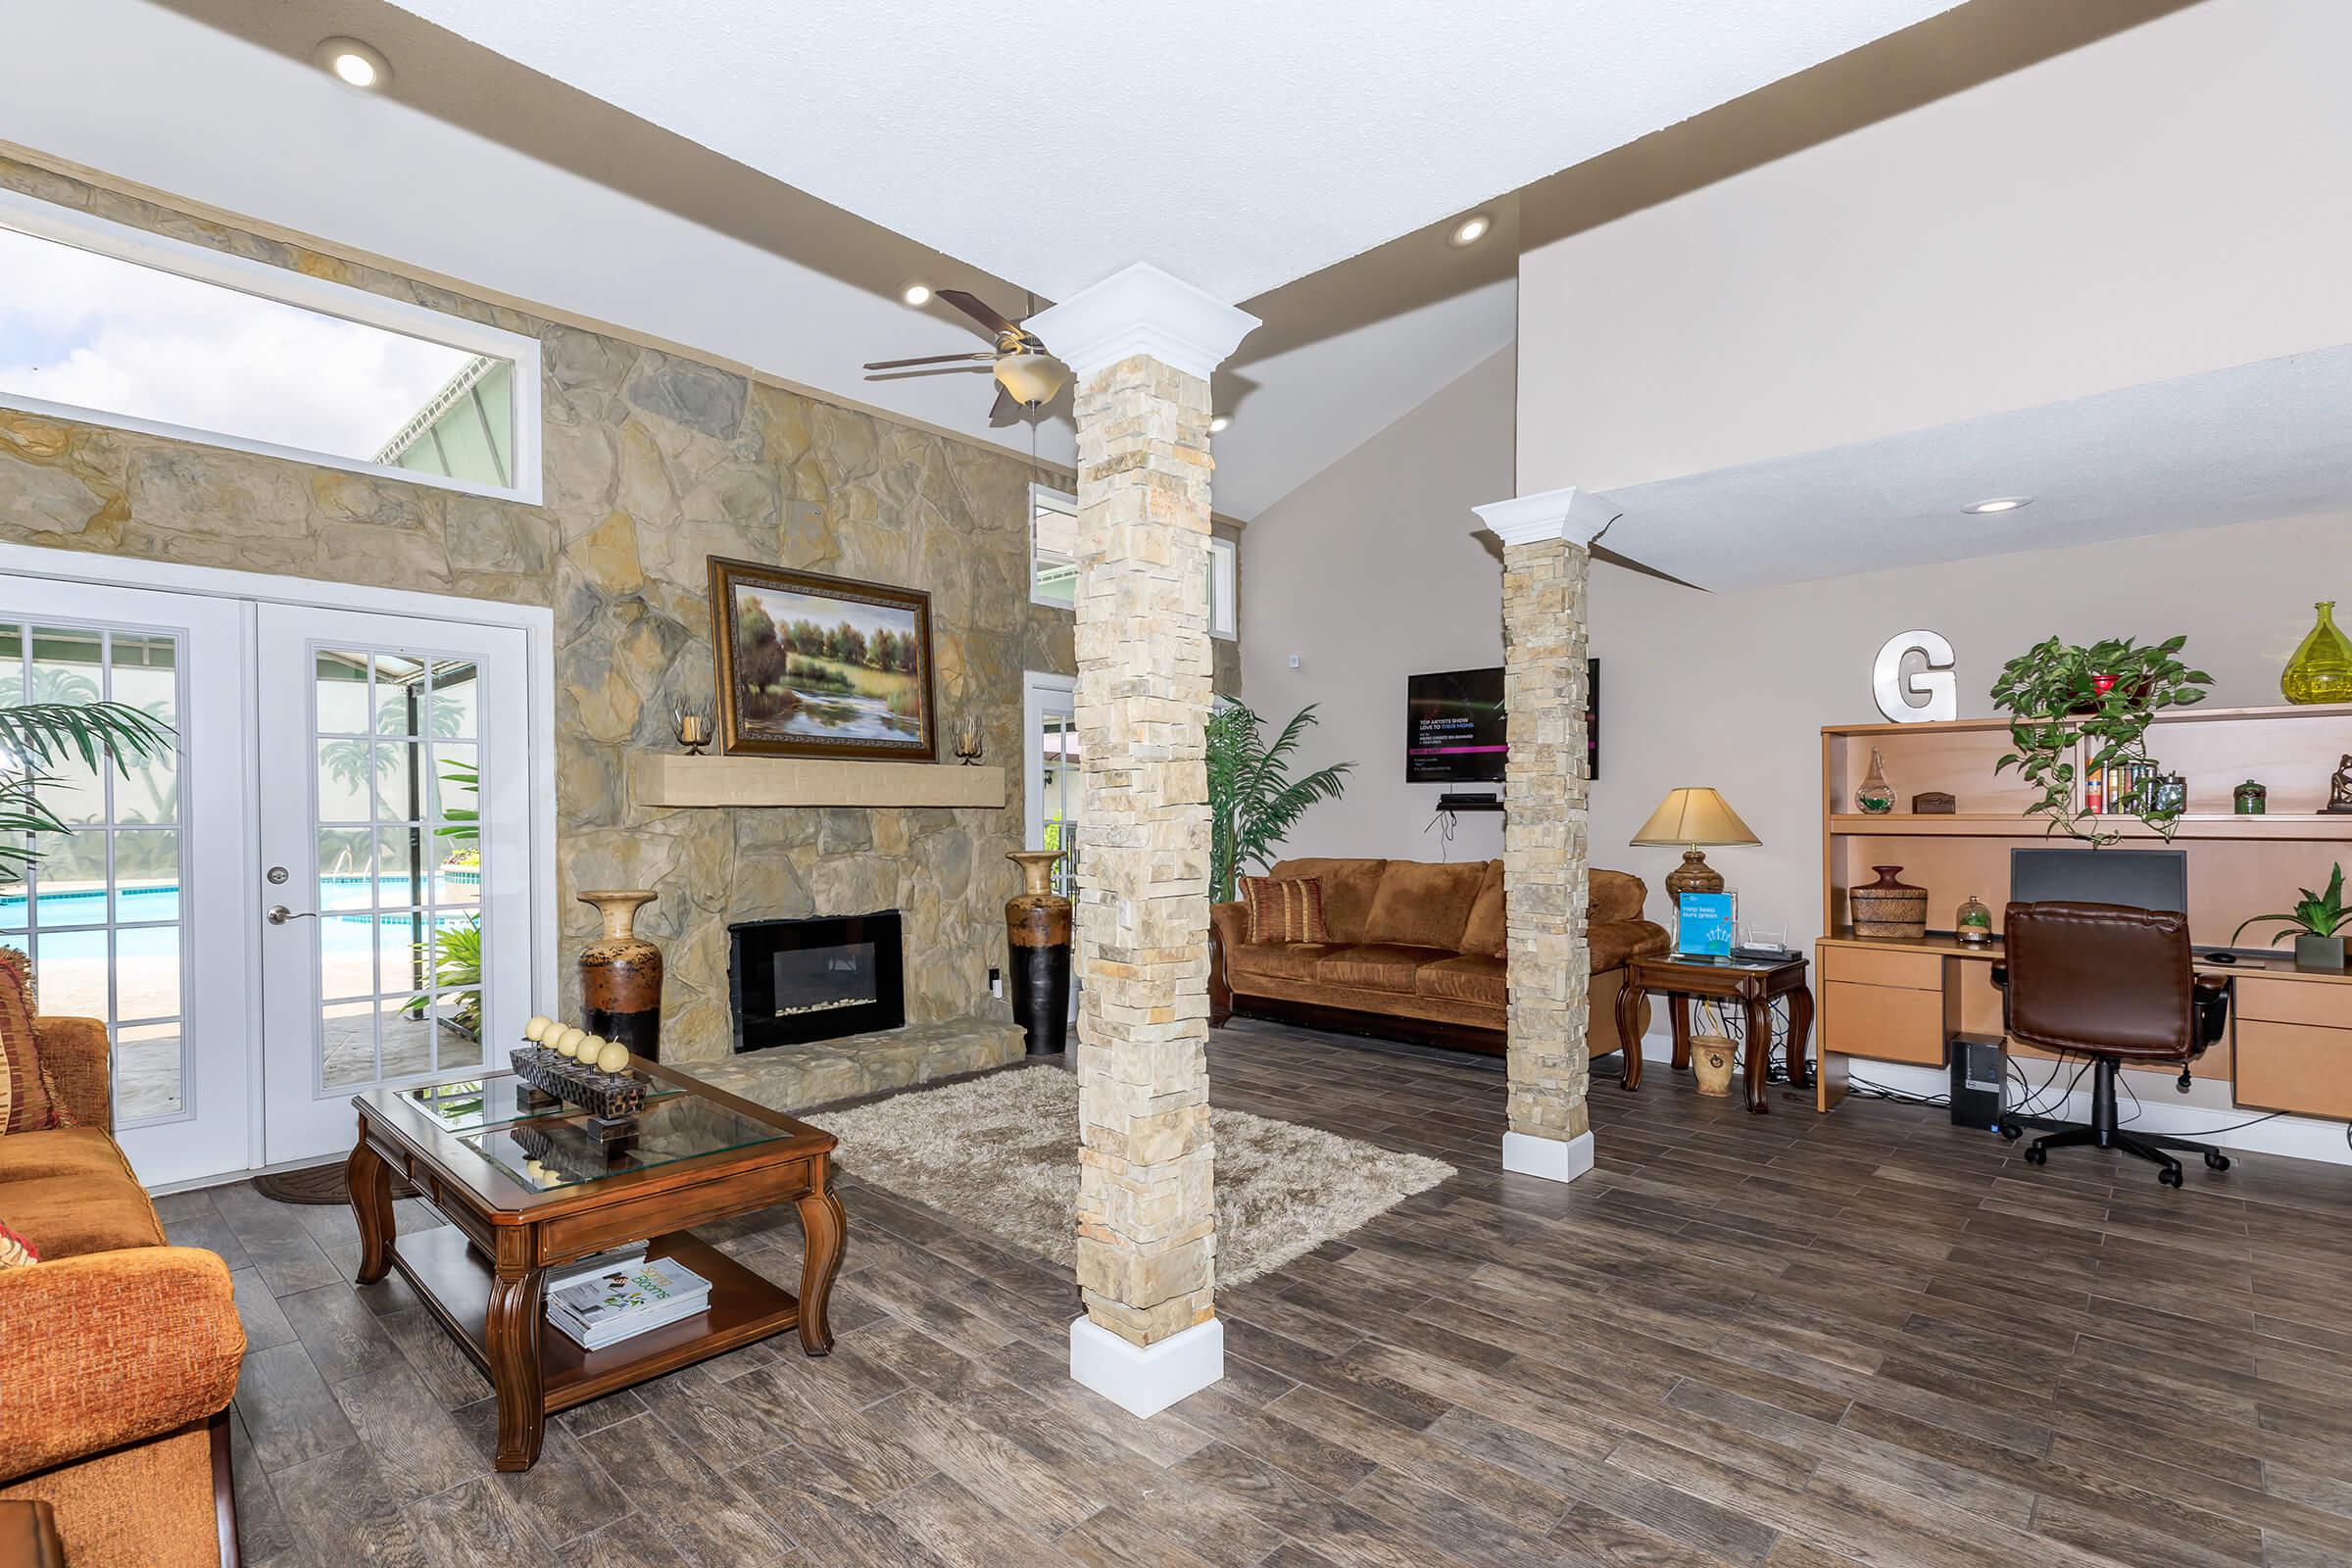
(1632, 787, 1760, 847)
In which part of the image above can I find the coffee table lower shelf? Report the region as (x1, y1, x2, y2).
(393, 1224, 802, 1413)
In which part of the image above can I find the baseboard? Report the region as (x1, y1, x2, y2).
(1069, 1315, 1224, 1418)
(1500, 1129, 1594, 1183)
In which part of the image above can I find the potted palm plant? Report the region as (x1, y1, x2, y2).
(2234, 863, 2352, 969)
(1206, 701, 1352, 904)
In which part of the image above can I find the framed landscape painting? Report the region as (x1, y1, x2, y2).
(709, 557, 937, 760)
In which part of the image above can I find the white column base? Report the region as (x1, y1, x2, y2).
(1069, 1315, 1224, 1418)
(1501, 1129, 1595, 1184)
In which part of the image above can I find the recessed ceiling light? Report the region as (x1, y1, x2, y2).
(1962, 496, 2033, 514)
(900, 282, 933, 308)
(1208, 414, 1232, 434)
(1446, 213, 1493, 249)
(315, 36, 391, 90)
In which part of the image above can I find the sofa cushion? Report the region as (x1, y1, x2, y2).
(1415, 954, 1507, 1009)
(0, 1221, 33, 1266)
(1316, 944, 1446, 994)
(1459, 860, 1505, 957)
(1592, 870, 1649, 925)
(1362, 859, 1487, 951)
(1227, 941, 1339, 986)
(0, 1127, 136, 1185)
(1239, 875, 1329, 945)
(0, 1172, 167, 1259)
(0, 952, 64, 1136)
(1269, 858, 1387, 944)
(1592, 918, 1673, 974)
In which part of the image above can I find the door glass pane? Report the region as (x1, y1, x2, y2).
(308, 640, 490, 1091)
(116, 1024, 182, 1120)
(316, 652, 371, 733)
(316, 740, 373, 822)
(0, 617, 190, 1130)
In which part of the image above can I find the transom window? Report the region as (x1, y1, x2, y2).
(0, 189, 541, 503)
(1029, 482, 1237, 637)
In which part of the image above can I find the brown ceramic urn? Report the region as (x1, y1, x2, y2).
(578, 889, 663, 1060)
(1004, 851, 1070, 1055)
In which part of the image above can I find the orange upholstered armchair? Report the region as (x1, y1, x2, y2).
(0, 1013, 246, 1568)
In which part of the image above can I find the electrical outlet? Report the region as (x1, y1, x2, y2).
(988, 966, 1004, 999)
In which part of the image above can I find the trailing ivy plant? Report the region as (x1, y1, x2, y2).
(1990, 635, 2211, 846)
(1206, 701, 1352, 904)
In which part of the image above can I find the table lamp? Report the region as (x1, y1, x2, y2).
(1631, 787, 1759, 899)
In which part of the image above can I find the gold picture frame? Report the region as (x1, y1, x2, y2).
(709, 557, 938, 761)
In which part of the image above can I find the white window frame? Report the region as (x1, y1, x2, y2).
(1207, 534, 1238, 641)
(0, 188, 544, 506)
(1029, 482, 1079, 610)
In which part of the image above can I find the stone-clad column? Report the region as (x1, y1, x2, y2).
(1025, 265, 1256, 1417)
(1473, 488, 1610, 1183)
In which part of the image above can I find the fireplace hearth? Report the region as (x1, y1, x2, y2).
(729, 910, 905, 1053)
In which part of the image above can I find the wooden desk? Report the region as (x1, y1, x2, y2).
(1813, 928, 2352, 1119)
(1618, 954, 1812, 1113)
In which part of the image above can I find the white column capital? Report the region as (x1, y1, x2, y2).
(1027, 263, 1259, 383)
(1472, 484, 1616, 549)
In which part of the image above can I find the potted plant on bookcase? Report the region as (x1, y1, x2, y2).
(1989, 635, 2211, 846)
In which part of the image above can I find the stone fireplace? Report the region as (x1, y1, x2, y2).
(728, 910, 905, 1053)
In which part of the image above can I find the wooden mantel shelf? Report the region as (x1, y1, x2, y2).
(632, 752, 1004, 809)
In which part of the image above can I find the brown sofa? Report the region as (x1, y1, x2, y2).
(1210, 857, 1672, 1058)
(0, 1015, 245, 1568)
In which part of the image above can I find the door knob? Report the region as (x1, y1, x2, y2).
(266, 905, 318, 925)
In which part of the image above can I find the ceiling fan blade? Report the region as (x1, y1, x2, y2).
(861, 352, 998, 370)
(987, 381, 1021, 427)
(936, 288, 1025, 339)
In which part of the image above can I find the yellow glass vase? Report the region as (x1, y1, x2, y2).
(2283, 601, 2352, 705)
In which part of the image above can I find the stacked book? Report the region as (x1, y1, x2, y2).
(544, 1245, 711, 1350)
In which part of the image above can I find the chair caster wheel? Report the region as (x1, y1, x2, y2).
(1997, 1120, 2022, 1142)
(2204, 1151, 2231, 1172)
(2160, 1165, 2184, 1188)
(2024, 1144, 2047, 1165)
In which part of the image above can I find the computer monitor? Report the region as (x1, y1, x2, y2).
(2008, 847, 2187, 914)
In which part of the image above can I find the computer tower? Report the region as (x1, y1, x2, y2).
(1948, 1033, 2006, 1131)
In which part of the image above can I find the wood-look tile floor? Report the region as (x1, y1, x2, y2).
(181, 1019, 2352, 1568)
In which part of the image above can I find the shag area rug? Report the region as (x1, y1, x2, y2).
(812, 1066, 1455, 1287)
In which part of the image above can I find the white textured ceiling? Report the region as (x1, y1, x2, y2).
(382, 0, 1956, 304)
(1595, 346, 2352, 592)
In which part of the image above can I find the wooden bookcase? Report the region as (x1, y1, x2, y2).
(1814, 704, 2352, 1119)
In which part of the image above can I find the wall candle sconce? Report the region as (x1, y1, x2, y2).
(674, 710, 711, 756)
(952, 716, 984, 766)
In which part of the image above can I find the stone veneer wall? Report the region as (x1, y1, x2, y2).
(1499, 536, 1592, 1144)
(0, 152, 1210, 1064)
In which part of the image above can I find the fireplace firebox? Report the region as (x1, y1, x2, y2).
(728, 910, 905, 1053)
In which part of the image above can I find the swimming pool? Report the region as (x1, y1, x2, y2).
(2, 873, 478, 961)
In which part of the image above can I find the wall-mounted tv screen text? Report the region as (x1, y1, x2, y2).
(1405, 660, 1598, 784)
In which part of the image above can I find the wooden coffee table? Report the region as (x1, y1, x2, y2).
(346, 1060, 844, 1471)
(1614, 953, 1813, 1114)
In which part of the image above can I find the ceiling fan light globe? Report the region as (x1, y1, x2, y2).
(994, 352, 1069, 408)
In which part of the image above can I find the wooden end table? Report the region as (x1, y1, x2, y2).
(347, 1059, 844, 1472)
(1614, 953, 1814, 1114)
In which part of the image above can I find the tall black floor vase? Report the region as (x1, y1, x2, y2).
(1005, 851, 1071, 1056)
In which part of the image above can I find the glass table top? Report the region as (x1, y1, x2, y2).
(459, 1093, 800, 1191)
(399, 1075, 686, 1134)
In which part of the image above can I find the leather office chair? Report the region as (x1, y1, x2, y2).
(1991, 900, 2232, 1188)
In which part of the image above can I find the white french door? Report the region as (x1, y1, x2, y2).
(256, 605, 532, 1165)
(0, 580, 249, 1187)
(1023, 672, 1078, 895)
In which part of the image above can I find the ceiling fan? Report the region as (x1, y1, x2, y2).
(863, 289, 1071, 426)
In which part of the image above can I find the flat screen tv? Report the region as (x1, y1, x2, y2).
(1407, 667, 1507, 783)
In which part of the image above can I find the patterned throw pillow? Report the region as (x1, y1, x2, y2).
(0, 946, 63, 1136)
(1240, 875, 1330, 945)
(0, 1221, 35, 1267)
